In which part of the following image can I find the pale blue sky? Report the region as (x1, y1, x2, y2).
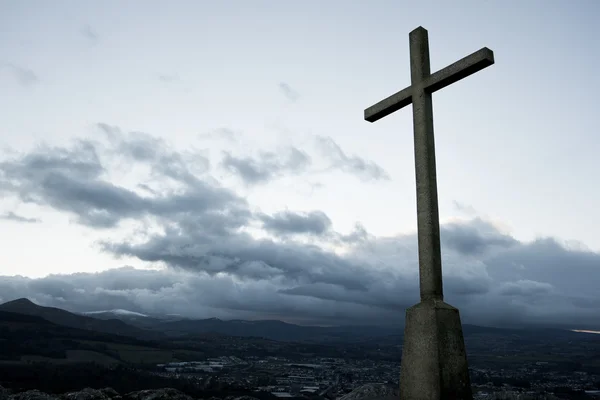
(0, 1, 599, 328)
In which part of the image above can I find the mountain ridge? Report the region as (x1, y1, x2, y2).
(1, 298, 591, 344)
(0, 298, 163, 340)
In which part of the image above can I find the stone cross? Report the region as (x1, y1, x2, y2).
(364, 27, 495, 400)
(365, 26, 494, 302)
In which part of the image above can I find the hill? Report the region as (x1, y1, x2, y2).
(81, 308, 593, 344)
(78, 309, 178, 329)
(0, 298, 163, 340)
(98, 315, 401, 342)
(0, 309, 176, 364)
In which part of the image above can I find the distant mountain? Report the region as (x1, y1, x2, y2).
(0, 308, 174, 365)
(72, 302, 595, 344)
(0, 309, 54, 325)
(83, 309, 149, 318)
(0, 298, 164, 340)
(0, 309, 143, 342)
(79, 308, 401, 342)
(135, 317, 402, 342)
(78, 309, 182, 329)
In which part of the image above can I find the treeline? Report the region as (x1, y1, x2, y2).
(0, 362, 277, 399)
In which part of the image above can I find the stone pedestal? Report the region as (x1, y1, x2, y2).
(399, 299, 472, 400)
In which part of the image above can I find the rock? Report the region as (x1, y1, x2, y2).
(337, 384, 398, 400)
(97, 389, 118, 399)
(8, 390, 58, 400)
(122, 388, 193, 400)
(1, 387, 198, 400)
(60, 387, 118, 400)
(0, 386, 13, 400)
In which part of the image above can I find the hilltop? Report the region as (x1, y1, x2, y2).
(0, 298, 163, 340)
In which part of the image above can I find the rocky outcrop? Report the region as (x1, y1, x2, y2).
(0, 386, 12, 400)
(0, 386, 263, 400)
(60, 387, 120, 400)
(0, 385, 400, 400)
(8, 390, 57, 400)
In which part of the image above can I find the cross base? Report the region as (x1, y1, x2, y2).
(399, 299, 472, 400)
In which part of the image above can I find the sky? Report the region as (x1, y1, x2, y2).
(1, 0, 599, 330)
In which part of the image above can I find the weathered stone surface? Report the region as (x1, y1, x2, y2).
(60, 387, 117, 400)
(0, 385, 12, 400)
(400, 300, 471, 400)
(97, 389, 119, 399)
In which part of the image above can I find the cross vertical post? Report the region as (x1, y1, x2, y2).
(409, 27, 444, 302)
(363, 26, 495, 400)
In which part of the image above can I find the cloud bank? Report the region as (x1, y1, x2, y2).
(0, 124, 598, 330)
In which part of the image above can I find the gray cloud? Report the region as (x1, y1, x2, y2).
(1, 222, 598, 330)
(0, 211, 40, 224)
(441, 218, 518, 256)
(220, 136, 390, 185)
(315, 136, 390, 181)
(98, 216, 600, 330)
(278, 82, 299, 102)
(3, 64, 39, 86)
(258, 210, 332, 236)
(2, 126, 600, 330)
(0, 124, 237, 229)
(221, 147, 311, 185)
(97, 123, 211, 186)
(81, 25, 99, 44)
(498, 279, 554, 297)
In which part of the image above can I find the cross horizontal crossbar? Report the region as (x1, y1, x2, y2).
(364, 47, 494, 122)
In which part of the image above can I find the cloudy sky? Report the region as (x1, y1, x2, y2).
(1, 1, 599, 330)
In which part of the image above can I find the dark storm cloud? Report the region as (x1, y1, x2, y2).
(315, 136, 390, 181)
(3, 223, 598, 329)
(258, 210, 332, 236)
(94, 214, 600, 330)
(278, 82, 300, 102)
(441, 217, 518, 255)
(3, 63, 39, 86)
(0, 125, 242, 229)
(498, 279, 554, 297)
(101, 233, 372, 292)
(2, 126, 600, 329)
(221, 147, 311, 184)
(0, 267, 399, 326)
(0, 211, 40, 224)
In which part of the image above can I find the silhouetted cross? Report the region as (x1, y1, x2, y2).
(364, 26, 494, 302)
